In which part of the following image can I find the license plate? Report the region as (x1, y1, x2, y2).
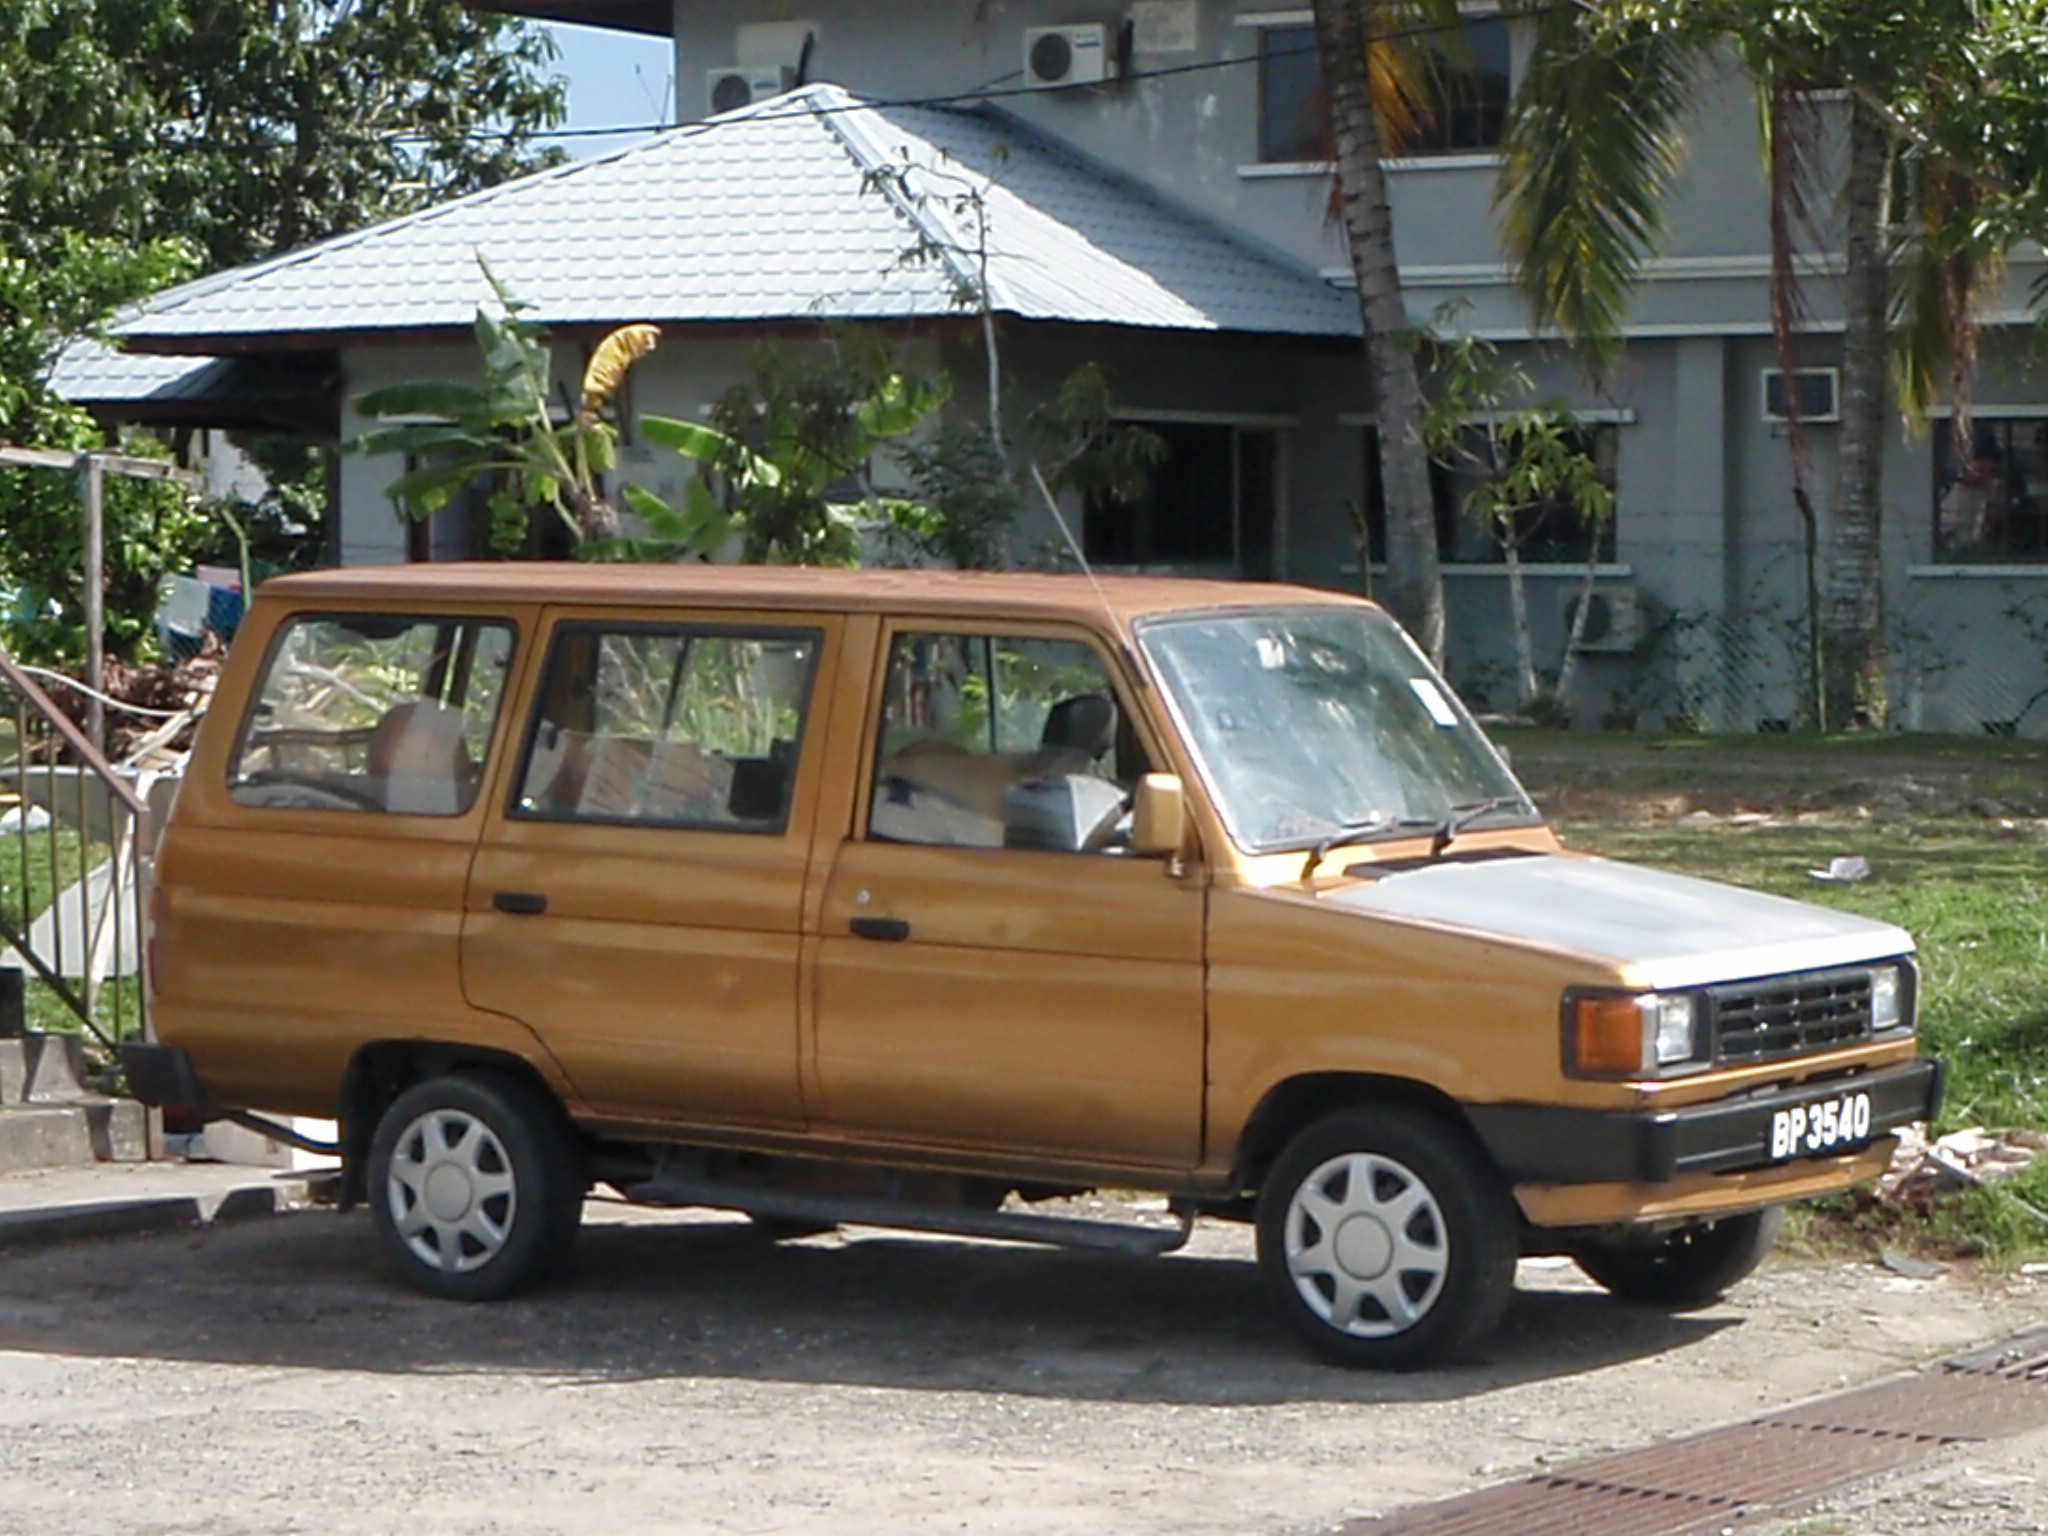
(1771, 1091, 1874, 1160)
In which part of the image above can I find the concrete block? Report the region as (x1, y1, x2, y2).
(193, 1116, 340, 1173)
(0, 1106, 95, 1173)
(0, 1034, 93, 1104)
(84, 1098, 148, 1162)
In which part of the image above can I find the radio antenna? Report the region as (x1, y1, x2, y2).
(1030, 463, 1107, 603)
(1030, 461, 1148, 686)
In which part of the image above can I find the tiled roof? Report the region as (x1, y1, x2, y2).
(49, 338, 336, 418)
(114, 84, 1358, 349)
(49, 340, 230, 402)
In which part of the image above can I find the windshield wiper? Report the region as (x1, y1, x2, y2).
(1300, 816, 1439, 880)
(1428, 796, 1532, 859)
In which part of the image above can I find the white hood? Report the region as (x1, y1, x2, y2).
(1320, 853, 1914, 990)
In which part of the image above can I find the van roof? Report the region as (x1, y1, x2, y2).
(258, 563, 1372, 625)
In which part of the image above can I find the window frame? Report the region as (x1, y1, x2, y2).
(1930, 414, 2048, 567)
(1359, 418, 1620, 567)
(225, 610, 520, 819)
(858, 623, 1164, 856)
(1245, 9, 1513, 168)
(505, 617, 824, 836)
(1083, 416, 1286, 577)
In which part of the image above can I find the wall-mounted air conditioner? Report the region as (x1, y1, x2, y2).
(706, 65, 795, 115)
(1024, 24, 1108, 87)
(1560, 584, 1644, 653)
(1761, 366, 1840, 424)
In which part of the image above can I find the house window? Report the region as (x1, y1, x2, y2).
(1085, 420, 1280, 577)
(1361, 422, 1618, 564)
(1934, 417, 2048, 563)
(402, 458, 577, 562)
(1254, 14, 1512, 165)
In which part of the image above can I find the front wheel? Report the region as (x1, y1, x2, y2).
(1572, 1208, 1783, 1310)
(368, 1072, 585, 1301)
(1255, 1107, 1516, 1370)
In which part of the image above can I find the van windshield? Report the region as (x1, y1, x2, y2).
(1137, 606, 1537, 854)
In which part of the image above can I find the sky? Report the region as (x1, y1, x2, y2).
(538, 20, 679, 160)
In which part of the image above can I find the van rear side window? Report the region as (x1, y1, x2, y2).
(229, 615, 515, 815)
(512, 625, 818, 831)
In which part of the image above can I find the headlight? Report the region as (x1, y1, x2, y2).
(1870, 963, 1906, 1032)
(1566, 989, 1707, 1078)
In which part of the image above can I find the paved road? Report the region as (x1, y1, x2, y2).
(0, 1192, 2041, 1536)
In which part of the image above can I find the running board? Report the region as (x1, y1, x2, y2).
(622, 1174, 1194, 1257)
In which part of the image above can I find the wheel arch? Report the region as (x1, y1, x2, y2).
(1230, 1072, 1488, 1194)
(338, 1041, 573, 1210)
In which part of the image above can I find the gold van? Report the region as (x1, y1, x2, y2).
(125, 565, 1938, 1368)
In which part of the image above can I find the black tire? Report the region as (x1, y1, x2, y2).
(1572, 1207, 1783, 1309)
(1255, 1107, 1516, 1370)
(367, 1072, 585, 1301)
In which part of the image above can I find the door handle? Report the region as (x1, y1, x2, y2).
(849, 916, 910, 942)
(492, 891, 549, 916)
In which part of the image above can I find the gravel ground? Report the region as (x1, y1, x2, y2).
(1, 1197, 2043, 1536)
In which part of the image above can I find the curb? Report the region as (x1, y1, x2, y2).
(0, 1173, 337, 1252)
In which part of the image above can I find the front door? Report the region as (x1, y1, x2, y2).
(811, 625, 1206, 1169)
(462, 609, 836, 1131)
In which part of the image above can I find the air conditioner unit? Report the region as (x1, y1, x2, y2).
(1024, 24, 1108, 87)
(706, 65, 794, 115)
(1762, 366, 1840, 424)
(1560, 584, 1643, 653)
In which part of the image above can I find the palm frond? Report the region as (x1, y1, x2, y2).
(1760, 70, 1826, 485)
(1496, 4, 1696, 362)
(1891, 159, 2004, 439)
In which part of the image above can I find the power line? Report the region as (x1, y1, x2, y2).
(1, 12, 1551, 154)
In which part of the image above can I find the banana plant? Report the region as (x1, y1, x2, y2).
(348, 260, 778, 559)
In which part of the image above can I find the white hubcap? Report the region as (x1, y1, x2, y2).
(386, 1108, 518, 1273)
(1284, 1151, 1449, 1338)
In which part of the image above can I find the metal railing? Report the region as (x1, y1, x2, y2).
(0, 644, 160, 1051)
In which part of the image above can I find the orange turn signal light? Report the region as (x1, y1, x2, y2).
(1570, 994, 1645, 1076)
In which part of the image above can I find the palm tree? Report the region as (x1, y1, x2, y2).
(1494, 2, 2011, 729)
(1311, 0, 1467, 666)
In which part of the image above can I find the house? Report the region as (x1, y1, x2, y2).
(66, 2, 2048, 735)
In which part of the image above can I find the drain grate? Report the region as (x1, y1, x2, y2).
(1346, 1328, 2048, 1536)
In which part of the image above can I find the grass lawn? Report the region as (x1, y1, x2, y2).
(1509, 729, 2048, 1260)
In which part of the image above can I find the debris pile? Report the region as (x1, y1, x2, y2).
(29, 645, 220, 767)
(1879, 1124, 2048, 1215)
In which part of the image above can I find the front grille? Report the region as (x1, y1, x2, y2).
(1708, 967, 1875, 1064)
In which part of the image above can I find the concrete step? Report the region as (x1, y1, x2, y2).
(0, 1105, 94, 1173)
(0, 1099, 146, 1173)
(0, 1034, 94, 1105)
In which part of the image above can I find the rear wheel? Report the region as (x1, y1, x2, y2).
(1572, 1208, 1783, 1309)
(368, 1072, 585, 1301)
(1255, 1107, 1516, 1370)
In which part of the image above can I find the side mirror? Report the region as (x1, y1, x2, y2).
(1129, 773, 1186, 858)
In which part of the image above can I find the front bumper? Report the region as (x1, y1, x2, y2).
(1467, 1057, 1942, 1186)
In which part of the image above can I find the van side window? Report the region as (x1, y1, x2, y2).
(869, 632, 1148, 853)
(513, 625, 817, 831)
(229, 615, 514, 815)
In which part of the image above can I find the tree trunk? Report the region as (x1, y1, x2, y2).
(1503, 538, 1537, 707)
(1312, 0, 1445, 665)
(569, 486, 624, 545)
(1821, 99, 1892, 729)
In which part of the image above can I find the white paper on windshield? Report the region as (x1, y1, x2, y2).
(1408, 676, 1460, 727)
